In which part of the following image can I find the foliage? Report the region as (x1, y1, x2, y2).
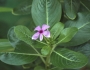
(0, 0, 90, 70)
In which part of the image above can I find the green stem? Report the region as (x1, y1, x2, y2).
(36, 39, 48, 46)
(44, 37, 50, 44)
(28, 44, 46, 65)
(45, 45, 56, 69)
(46, 53, 51, 66)
(19, 28, 46, 66)
(50, 44, 56, 55)
(26, 36, 46, 65)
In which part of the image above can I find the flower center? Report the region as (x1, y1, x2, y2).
(39, 30, 43, 33)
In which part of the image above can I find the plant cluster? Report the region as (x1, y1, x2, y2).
(0, 0, 90, 70)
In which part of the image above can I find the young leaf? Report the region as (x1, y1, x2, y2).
(0, 39, 14, 52)
(63, 0, 80, 20)
(0, 52, 37, 65)
(50, 22, 64, 40)
(57, 27, 78, 44)
(41, 46, 51, 56)
(51, 48, 88, 69)
(62, 12, 90, 46)
(12, 0, 33, 15)
(31, 0, 62, 26)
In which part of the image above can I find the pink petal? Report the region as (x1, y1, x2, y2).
(34, 26, 41, 31)
(32, 32, 39, 40)
(43, 30, 50, 38)
(40, 34, 43, 41)
(42, 24, 50, 30)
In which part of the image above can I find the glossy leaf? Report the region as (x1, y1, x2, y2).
(14, 25, 47, 48)
(57, 27, 78, 44)
(7, 27, 20, 48)
(0, 7, 12, 12)
(14, 41, 36, 54)
(70, 43, 90, 57)
(62, 12, 90, 46)
(0, 39, 14, 52)
(8, 27, 46, 49)
(51, 67, 63, 70)
(51, 48, 88, 69)
(0, 52, 37, 65)
(14, 25, 32, 46)
(31, 0, 62, 26)
(64, 0, 80, 20)
(50, 22, 64, 40)
(34, 66, 45, 70)
(12, 0, 33, 15)
(41, 46, 51, 56)
(6, 26, 38, 65)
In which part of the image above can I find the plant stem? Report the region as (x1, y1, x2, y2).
(25, 36, 46, 65)
(45, 44, 56, 69)
(28, 44, 46, 65)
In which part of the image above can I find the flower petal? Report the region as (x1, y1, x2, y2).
(32, 32, 39, 40)
(34, 26, 41, 31)
(42, 24, 50, 30)
(43, 30, 50, 38)
(40, 34, 43, 41)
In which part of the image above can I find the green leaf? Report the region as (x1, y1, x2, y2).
(0, 39, 14, 52)
(31, 0, 62, 26)
(14, 25, 32, 46)
(51, 67, 63, 70)
(6, 26, 38, 65)
(34, 66, 45, 70)
(64, 0, 80, 20)
(14, 25, 47, 48)
(57, 27, 78, 44)
(14, 41, 37, 54)
(41, 46, 51, 56)
(12, 0, 33, 15)
(50, 22, 64, 40)
(62, 12, 90, 46)
(51, 48, 88, 69)
(7, 27, 20, 48)
(8, 27, 46, 49)
(0, 7, 12, 12)
(0, 52, 37, 65)
(70, 43, 90, 57)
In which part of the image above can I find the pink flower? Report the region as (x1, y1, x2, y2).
(32, 24, 50, 41)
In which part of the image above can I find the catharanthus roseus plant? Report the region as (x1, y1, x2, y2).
(0, 0, 90, 70)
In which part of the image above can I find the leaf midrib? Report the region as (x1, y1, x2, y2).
(1, 52, 40, 56)
(78, 22, 90, 29)
(46, 0, 49, 25)
(70, 0, 73, 13)
(57, 29, 77, 44)
(54, 51, 78, 62)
